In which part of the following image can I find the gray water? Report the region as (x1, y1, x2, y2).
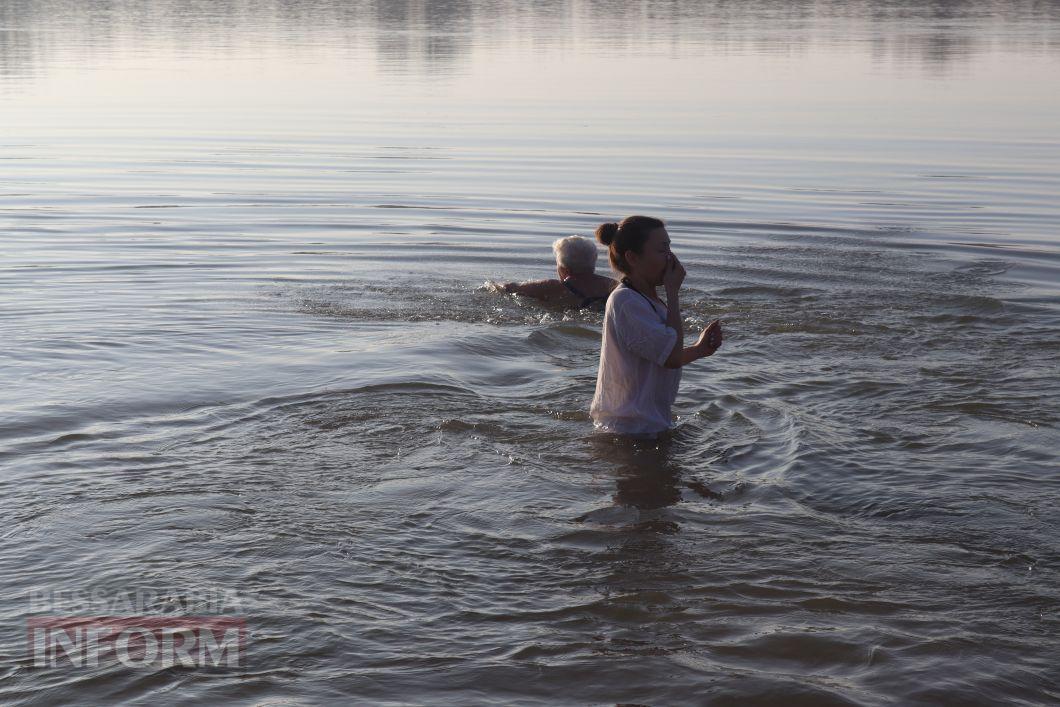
(2, 1, 1059, 704)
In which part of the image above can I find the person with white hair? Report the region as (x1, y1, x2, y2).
(499, 235, 617, 309)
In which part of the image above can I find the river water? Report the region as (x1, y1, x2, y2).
(2, 1, 1058, 704)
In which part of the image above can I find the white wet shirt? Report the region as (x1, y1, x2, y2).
(590, 284, 681, 435)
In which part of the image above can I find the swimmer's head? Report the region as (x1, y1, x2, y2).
(552, 235, 599, 276)
(594, 215, 666, 276)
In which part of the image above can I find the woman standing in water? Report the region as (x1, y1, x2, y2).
(590, 215, 722, 436)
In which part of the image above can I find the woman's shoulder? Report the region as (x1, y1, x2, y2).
(607, 285, 657, 315)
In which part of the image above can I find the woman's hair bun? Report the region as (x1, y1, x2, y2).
(595, 221, 619, 246)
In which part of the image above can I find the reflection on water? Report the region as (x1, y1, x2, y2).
(2, 0, 1059, 704)
(3, 0, 1060, 85)
(589, 432, 724, 516)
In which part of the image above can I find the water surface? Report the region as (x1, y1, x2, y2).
(2, 1, 1059, 704)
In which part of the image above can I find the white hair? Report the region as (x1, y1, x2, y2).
(552, 235, 598, 274)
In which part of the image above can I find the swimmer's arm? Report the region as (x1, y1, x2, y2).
(502, 279, 562, 301)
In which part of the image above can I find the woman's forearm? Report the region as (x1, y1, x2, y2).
(663, 288, 684, 368)
(677, 341, 708, 366)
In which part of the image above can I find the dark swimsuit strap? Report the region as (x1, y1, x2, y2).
(563, 277, 608, 309)
(619, 278, 666, 323)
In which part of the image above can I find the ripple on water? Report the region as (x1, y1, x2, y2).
(4, 218, 1059, 704)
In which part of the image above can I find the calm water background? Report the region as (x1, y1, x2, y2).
(2, 0, 1059, 703)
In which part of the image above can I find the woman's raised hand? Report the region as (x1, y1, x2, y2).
(696, 320, 723, 356)
(663, 253, 686, 292)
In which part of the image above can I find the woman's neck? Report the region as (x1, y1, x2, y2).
(625, 273, 658, 300)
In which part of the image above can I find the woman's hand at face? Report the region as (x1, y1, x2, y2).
(663, 253, 686, 292)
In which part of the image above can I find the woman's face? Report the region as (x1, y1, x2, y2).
(628, 227, 672, 286)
